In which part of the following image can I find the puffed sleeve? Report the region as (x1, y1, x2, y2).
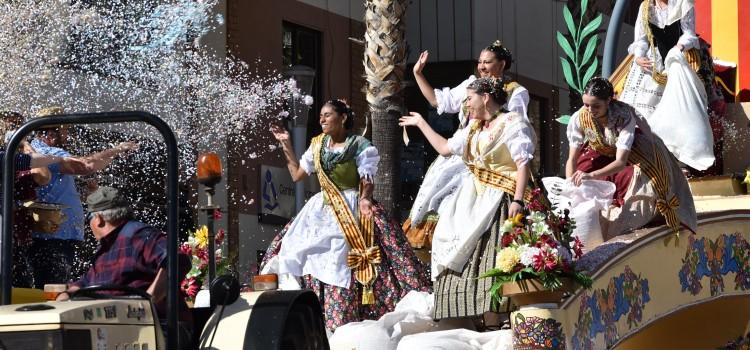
(356, 146, 380, 182)
(507, 86, 530, 122)
(628, 5, 649, 58)
(615, 113, 637, 150)
(502, 120, 535, 166)
(298, 145, 315, 175)
(566, 111, 585, 150)
(434, 76, 475, 115)
(677, 7, 699, 50)
(446, 124, 471, 156)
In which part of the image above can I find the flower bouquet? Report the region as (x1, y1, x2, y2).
(481, 189, 592, 305)
(180, 220, 234, 302)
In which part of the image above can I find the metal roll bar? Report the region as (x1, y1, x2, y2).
(1, 112, 180, 349)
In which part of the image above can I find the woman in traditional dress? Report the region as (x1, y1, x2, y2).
(403, 41, 530, 256)
(619, 0, 715, 171)
(399, 77, 535, 326)
(566, 77, 697, 238)
(260, 100, 430, 331)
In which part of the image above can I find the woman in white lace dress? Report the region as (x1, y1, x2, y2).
(404, 41, 530, 254)
(400, 77, 536, 326)
(619, 0, 714, 170)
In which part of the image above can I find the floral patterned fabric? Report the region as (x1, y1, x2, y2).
(261, 203, 431, 331)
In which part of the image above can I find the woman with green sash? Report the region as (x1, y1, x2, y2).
(399, 77, 535, 327)
(261, 99, 430, 331)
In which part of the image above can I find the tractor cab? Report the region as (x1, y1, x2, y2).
(0, 112, 329, 350)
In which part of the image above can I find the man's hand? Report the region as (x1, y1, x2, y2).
(115, 141, 139, 154)
(55, 286, 80, 301)
(61, 157, 90, 173)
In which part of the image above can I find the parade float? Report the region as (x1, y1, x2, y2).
(506, 1, 750, 348)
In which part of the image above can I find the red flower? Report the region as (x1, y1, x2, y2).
(215, 228, 225, 244)
(501, 233, 514, 247)
(538, 234, 558, 249)
(532, 249, 559, 272)
(179, 243, 193, 256)
(196, 248, 209, 269)
(213, 209, 223, 220)
(573, 237, 584, 259)
(181, 277, 199, 298)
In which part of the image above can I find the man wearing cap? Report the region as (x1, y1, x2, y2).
(29, 106, 139, 288)
(57, 186, 192, 348)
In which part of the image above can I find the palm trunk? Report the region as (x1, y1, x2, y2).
(364, 0, 408, 217)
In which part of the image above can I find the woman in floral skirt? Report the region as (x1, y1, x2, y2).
(260, 99, 430, 331)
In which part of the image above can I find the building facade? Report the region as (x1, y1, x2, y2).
(223, 0, 637, 279)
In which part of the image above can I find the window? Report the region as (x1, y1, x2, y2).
(282, 22, 323, 140)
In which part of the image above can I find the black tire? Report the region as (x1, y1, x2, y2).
(281, 303, 329, 350)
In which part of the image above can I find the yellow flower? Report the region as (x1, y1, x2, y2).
(511, 213, 525, 227)
(495, 247, 521, 273)
(194, 225, 208, 249)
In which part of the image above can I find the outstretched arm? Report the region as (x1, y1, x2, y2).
(271, 124, 308, 182)
(61, 142, 138, 175)
(413, 51, 438, 107)
(399, 112, 452, 156)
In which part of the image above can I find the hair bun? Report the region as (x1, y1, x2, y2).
(468, 77, 508, 105)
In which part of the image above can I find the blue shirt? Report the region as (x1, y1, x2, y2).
(30, 139, 85, 241)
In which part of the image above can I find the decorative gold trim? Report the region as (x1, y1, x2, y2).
(578, 108, 682, 233)
(312, 135, 380, 304)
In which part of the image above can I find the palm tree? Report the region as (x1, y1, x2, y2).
(364, 0, 408, 217)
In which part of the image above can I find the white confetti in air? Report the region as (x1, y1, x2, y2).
(0, 0, 300, 230)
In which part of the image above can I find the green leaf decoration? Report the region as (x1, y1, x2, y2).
(580, 13, 603, 40)
(478, 268, 504, 279)
(557, 0, 602, 95)
(581, 0, 589, 17)
(581, 35, 598, 66)
(560, 57, 579, 93)
(556, 31, 575, 60)
(583, 57, 599, 88)
(556, 114, 572, 125)
(563, 5, 576, 42)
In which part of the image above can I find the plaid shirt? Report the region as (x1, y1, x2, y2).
(74, 220, 191, 321)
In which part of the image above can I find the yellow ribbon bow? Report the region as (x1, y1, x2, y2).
(656, 195, 681, 233)
(347, 246, 382, 270)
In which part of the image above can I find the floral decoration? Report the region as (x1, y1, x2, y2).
(180, 213, 233, 301)
(481, 188, 592, 304)
(572, 266, 650, 350)
(679, 233, 750, 297)
(513, 313, 566, 350)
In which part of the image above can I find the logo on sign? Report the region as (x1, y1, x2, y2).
(262, 169, 279, 211)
